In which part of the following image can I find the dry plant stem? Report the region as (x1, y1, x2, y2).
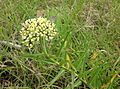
(0, 40, 21, 50)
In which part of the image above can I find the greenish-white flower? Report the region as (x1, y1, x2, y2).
(20, 17, 57, 48)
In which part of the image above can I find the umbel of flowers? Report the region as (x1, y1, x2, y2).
(20, 17, 57, 48)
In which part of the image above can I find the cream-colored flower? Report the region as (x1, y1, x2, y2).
(20, 17, 58, 49)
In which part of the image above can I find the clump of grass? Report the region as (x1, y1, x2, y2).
(0, 0, 120, 89)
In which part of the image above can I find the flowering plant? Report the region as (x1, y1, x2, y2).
(20, 17, 57, 48)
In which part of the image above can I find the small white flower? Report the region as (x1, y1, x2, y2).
(20, 17, 58, 49)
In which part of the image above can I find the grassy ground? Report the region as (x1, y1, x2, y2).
(0, 0, 120, 89)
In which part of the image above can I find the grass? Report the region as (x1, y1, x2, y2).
(0, 0, 120, 89)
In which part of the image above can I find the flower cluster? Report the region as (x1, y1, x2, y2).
(20, 17, 57, 48)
